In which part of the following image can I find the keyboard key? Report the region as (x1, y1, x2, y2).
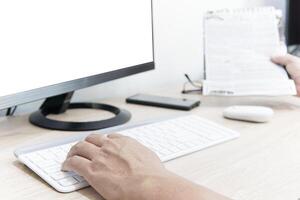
(58, 177, 78, 187)
(74, 175, 85, 183)
(37, 161, 57, 168)
(27, 153, 44, 163)
(50, 171, 76, 180)
(44, 165, 61, 173)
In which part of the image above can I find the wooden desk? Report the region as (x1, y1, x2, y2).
(1, 90, 300, 200)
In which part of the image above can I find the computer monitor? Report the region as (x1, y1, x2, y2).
(286, 0, 300, 46)
(0, 0, 155, 131)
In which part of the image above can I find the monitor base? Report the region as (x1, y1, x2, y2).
(29, 92, 131, 131)
(30, 103, 131, 131)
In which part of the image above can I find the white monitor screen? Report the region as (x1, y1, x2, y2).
(0, 0, 153, 98)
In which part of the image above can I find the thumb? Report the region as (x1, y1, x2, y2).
(271, 54, 298, 66)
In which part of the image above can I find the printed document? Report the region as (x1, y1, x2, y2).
(203, 7, 296, 96)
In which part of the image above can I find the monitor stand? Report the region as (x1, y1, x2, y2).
(29, 92, 131, 131)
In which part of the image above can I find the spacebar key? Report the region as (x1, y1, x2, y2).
(58, 177, 78, 187)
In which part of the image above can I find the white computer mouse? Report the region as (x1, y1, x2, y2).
(223, 106, 274, 123)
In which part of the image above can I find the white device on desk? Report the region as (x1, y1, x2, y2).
(223, 106, 274, 123)
(15, 115, 239, 193)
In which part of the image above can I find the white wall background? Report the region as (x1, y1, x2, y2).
(1, 0, 287, 115)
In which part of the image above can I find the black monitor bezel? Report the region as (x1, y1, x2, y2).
(0, 0, 155, 111)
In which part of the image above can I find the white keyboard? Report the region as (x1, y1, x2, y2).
(16, 115, 239, 193)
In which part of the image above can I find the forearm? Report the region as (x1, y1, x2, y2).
(133, 172, 230, 200)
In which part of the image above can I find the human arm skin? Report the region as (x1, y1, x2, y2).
(62, 134, 230, 200)
(272, 54, 300, 96)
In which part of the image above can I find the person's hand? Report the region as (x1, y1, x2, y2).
(62, 134, 230, 200)
(272, 54, 300, 96)
(62, 133, 167, 200)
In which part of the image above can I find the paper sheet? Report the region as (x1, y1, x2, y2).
(203, 7, 297, 96)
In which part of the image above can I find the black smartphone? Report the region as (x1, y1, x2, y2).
(126, 94, 200, 111)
